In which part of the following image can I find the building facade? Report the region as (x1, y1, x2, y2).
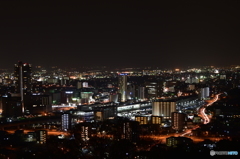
(14, 61, 32, 114)
(118, 74, 127, 102)
(171, 112, 186, 131)
(152, 101, 176, 118)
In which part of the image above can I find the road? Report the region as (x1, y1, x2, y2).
(200, 94, 220, 125)
(179, 94, 221, 137)
(6, 129, 70, 136)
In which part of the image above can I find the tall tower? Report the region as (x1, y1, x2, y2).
(14, 61, 32, 113)
(118, 73, 127, 102)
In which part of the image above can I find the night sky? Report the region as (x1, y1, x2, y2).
(0, 0, 239, 69)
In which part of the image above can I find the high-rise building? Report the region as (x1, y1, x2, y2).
(14, 61, 32, 94)
(61, 113, 71, 131)
(118, 74, 127, 102)
(199, 87, 210, 99)
(109, 93, 118, 103)
(127, 84, 135, 100)
(36, 130, 47, 144)
(138, 86, 145, 101)
(171, 112, 186, 131)
(14, 61, 32, 113)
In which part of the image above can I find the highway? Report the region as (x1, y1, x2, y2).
(179, 94, 221, 137)
(200, 94, 220, 125)
(6, 129, 70, 136)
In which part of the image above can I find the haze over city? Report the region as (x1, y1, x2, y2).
(0, 0, 239, 69)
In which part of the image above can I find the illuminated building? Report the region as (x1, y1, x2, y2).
(14, 61, 32, 94)
(24, 94, 52, 115)
(127, 84, 135, 100)
(25, 132, 36, 143)
(80, 92, 94, 104)
(188, 84, 195, 91)
(199, 87, 210, 99)
(109, 93, 118, 103)
(137, 86, 145, 101)
(152, 101, 176, 118)
(118, 74, 127, 102)
(219, 74, 226, 80)
(166, 136, 193, 147)
(46, 78, 58, 84)
(61, 113, 71, 131)
(82, 82, 88, 88)
(135, 116, 148, 125)
(94, 106, 117, 121)
(77, 81, 82, 89)
(185, 77, 199, 84)
(122, 121, 139, 142)
(144, 81, 164, 99)
(79, 123, 91, 141)
(36, 130, 47, 144)
(150, 116, 162, 125)
(14, 61, 32, 113)
(192, 115, 201, 123)
(171, 112, 186, 131)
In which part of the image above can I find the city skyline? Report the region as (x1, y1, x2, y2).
(0, 0, 239, 69)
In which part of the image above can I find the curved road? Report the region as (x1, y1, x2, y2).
(200, 94, 221, 124)
(180, 94, 221, 136)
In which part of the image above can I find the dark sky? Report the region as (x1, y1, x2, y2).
(0, 0, 239, 69)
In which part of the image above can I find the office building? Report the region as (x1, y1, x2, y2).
(118, 74, 127, 102)
(14, 61, 32, 113)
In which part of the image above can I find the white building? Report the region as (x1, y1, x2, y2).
(61, 113, 71, 131)
(118, 74, 127, 102)
(199, 87, 210, 99)
(152, 101, 176, 119)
